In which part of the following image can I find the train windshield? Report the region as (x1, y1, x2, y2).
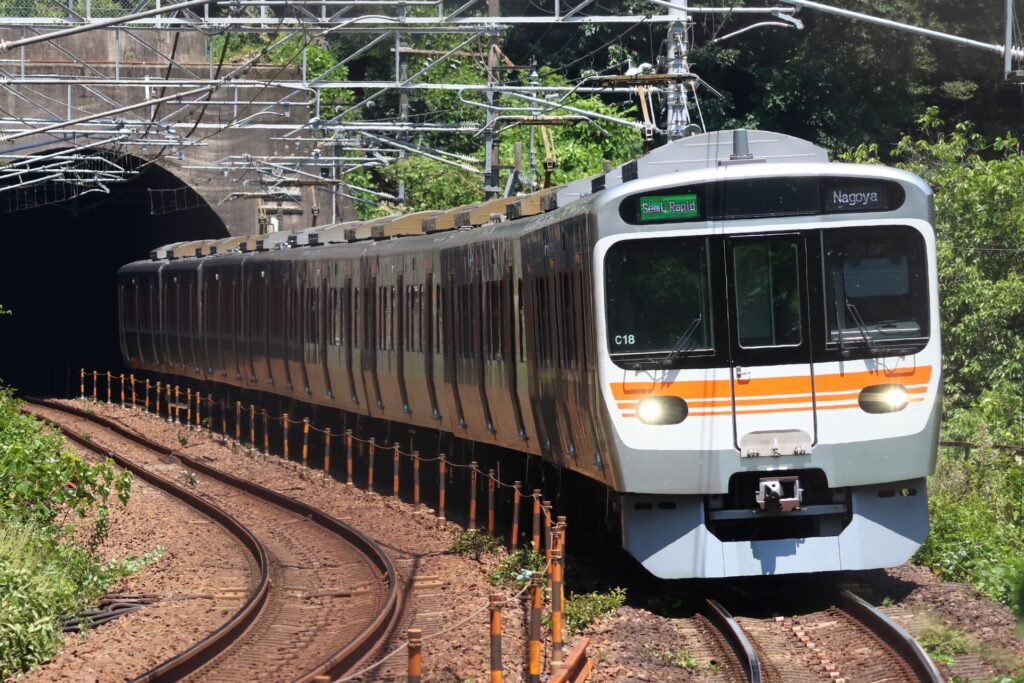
(823, 226, 929, 356)
(604, 237, 713, 364)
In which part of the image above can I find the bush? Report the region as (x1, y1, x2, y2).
(914, 445, 1024, 611)
(0, 518, 122, 677)
(563, 586, 626, 634)
(0, 388, 133, 676)
(489, 548, 546, 586)
(448, 530, 502, 561)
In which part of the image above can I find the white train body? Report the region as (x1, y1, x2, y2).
(120, 130, 940, 578)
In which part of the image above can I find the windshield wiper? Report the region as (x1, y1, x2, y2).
(831, 270, 847, 358)
(845, 301, 882, 356)
(660, 316, 703, 366)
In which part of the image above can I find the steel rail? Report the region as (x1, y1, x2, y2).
(703, 598, 762, 683)
(27, 398, 402, 683)
(23, 400, 272, 683)
(836, 589, 943, 683)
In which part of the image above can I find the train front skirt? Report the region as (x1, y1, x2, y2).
(620, 479, 929, 578)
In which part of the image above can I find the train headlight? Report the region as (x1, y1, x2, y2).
(636, 396, 688, 425)
(858, 384, 910, 413)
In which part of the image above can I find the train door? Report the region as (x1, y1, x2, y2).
(724, 233, 817, 456)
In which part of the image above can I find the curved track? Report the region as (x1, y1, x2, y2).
(26, 399, 401, 683)
(699, 590, 942, 683)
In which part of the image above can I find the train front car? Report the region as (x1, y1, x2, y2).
(594, 134, 940, 578)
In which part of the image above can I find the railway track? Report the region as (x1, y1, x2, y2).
(26, 398, 400, 683)
(699, 589, 943, 683)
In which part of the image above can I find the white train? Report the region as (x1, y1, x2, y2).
(119, 130, 941, 578)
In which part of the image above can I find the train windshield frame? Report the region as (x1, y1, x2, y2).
(603, 236, 715, 366)
(603, 225, 931, 370)
(822, 225, 930, 358)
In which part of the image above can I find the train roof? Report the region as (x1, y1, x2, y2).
(144, 129, 830, 262)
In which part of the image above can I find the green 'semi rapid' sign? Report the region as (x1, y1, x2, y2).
(639, 193, 700, 221)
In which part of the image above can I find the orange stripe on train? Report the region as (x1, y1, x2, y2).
(617, 386, 927, 410)
(609, 366, 932, 403)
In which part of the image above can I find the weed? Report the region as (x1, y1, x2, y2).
(881, 596, 895, 607)
(177, 432, 189, 447)
(563, 587, 626, 634)
(650, 646, 699, 669)
(489, 548, 546, 586)
(107, 546, 166, 577)
(918, 624, 967, 666)
(177, 470, 199, 487)
(708, 661, 723, 674)
(448, 530, 502, 561)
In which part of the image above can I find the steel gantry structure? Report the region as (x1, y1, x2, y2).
(0, 0, 1019, 222)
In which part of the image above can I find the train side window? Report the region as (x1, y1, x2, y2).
(436, 283, 443, 354)
(518, 279, 525, 363)
(562, 271, 575, 367)
(353, 287, 360, 347)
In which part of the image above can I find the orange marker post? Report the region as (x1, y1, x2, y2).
(543, 501, 553, 566)
(489, 594, 504, 683)
(323, 428, 331, 478)
(145, 379, 151, 413)
(119, 373, 125, 407)
(393, 442, 400, 498)
(407, 628, 423, 683)
(130, 374, 136, 407)
(106, 371, 112, 404)
(174, 386, 181, 424)
(186, 388, 192, 428)
(92, 370, 98, 401)
(531, 490, 542, 553)
(166, 384, 172, 422)
(219, 398, 227, 441)
(345, 429, 353, 485)
(413, 451, 421, 505)
(557, 516, 567, 556)
(234, 401, 241, 443)
(528, 573, 543, 683)
(511, 481, 522, 549)
(469, 461, 479, 532)
(282, 414, 290, 461)
(367, 437, 376, 492)
(155, 381, 161, 415)
(195, 392, 201, 429)
(79, 368, 85, 399)
(438, 454, 447, 523)
(550, 547, 565, 671)
(249, 405, 256, 453)
(302, 418, 310, 469)
(262, 409, 269, 456)
(488, 469, 496, 535)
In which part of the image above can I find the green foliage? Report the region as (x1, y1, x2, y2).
(0, 516, 133, 677)
(0, 388, 131, 539)
(563, 586, 626, 634)
(891, 113, 1024, 612)
(488, 548, 546, 586)
(650, 646, 699, 669)
(917, 624, 968, 667)
(448, 530, 502, 560)
(176, 470, 199, 487)
(913, 447, 1024, 610)
(177, 432, 189, 447)
(0, 389, 134, 676)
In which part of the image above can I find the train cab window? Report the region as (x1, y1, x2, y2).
(732, 240, 802, 348)
(823, 225, 929, 356)
(604, 237, 713, 366)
